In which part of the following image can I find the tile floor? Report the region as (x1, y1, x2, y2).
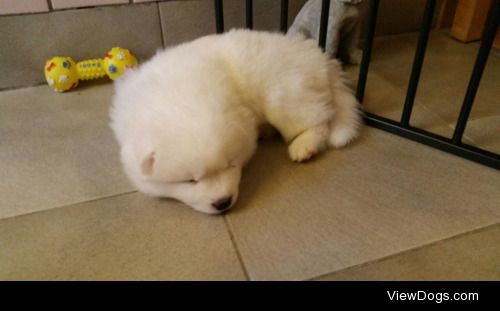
(0, 31, 499, 280)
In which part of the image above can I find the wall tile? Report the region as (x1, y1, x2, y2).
(0, 0, 49, 16)
(0, 3, 163, 90)
(159, 0, 216, 47)
(51, 0, 129, 10)
(159, 0, 306, 48)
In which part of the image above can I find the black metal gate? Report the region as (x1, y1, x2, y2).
(214, 0, 500, 170)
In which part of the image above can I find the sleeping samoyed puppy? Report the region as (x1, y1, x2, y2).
(110, 29, 361, 215)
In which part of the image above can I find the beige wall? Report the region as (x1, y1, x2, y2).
(0, 0, 435, 90)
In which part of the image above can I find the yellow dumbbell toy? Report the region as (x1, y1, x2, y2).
(44, 47, 137, 92)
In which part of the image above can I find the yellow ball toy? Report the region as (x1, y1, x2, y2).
(44, 47, 138, 92)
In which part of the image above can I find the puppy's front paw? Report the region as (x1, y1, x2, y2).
(288, 130, 322, 162)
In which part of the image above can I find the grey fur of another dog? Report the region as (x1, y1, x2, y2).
(287, 0, 366, 64)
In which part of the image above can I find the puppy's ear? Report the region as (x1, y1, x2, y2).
(141, 151, 155, 176)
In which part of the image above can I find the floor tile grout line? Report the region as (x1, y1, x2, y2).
(417, 101, 476, 143)
(306, 221, 500, 281)
(362, 69, 461, 141)
(0, 82, 47, 93)
(223, 215, 252, 281)
(360, 71, 479, 146)
(0, 190, 138, 222)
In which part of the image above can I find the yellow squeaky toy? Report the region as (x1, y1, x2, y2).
(44, 47, 137, 92)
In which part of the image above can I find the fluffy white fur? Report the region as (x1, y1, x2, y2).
(110, 29, 361, 215)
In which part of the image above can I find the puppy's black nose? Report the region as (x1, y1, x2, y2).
(212, 197, 232, 212)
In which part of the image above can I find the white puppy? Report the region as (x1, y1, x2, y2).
(110, 29, 361, 215)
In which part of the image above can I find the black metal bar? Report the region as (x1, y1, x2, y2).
(280, 0, 289, 33)
(318, 0, 331, 50)
(364, 112, 500, 170)
(452, 0, 500, 144)
(356, 0, 380, 102)
(400, 0, 436, 127)
(214, 0, 224, 33)
(246, 0, 253, 29)
(354, 0, 499, 169)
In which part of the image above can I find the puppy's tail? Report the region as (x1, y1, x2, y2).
(327, 60, 362, 148)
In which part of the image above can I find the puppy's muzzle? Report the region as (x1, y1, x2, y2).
(212, 196, 232, 212)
